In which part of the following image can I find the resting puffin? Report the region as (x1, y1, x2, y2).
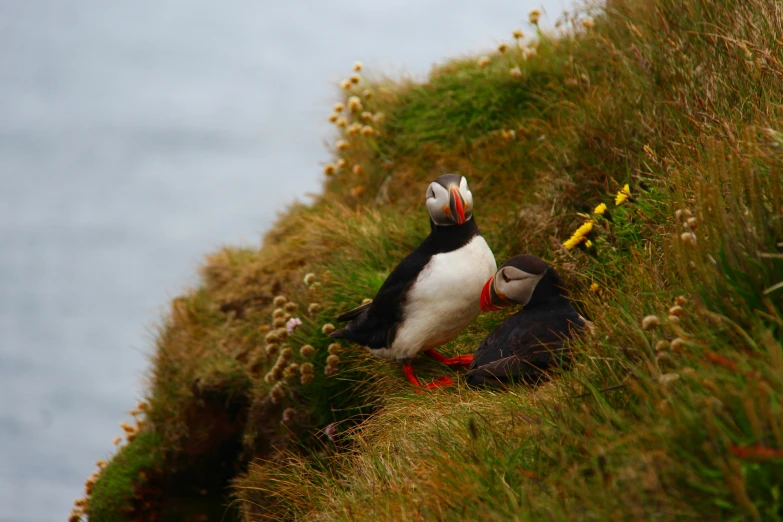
(331, 174, 497, 389)
(465, 255, 585, 387)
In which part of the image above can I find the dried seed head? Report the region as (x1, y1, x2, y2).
(581, 17, 595, 29)
(528, 8, 541, 24)
(668, 314, 680, 324)
(333, 102, 344, 113)
(336, 139, 349, 151)
(523, 47, 537, 60)
(497, 42, 508, 53)
(686, 217, 698, 230)
(372, 112, 385, 124)
(674, 295, 687, 306)
(328, 343, 342, 355)
(361, 111, 373, 121)
(273, 308, 286, 319)
(659, 373, 680, 387)
(349, 74, 361, 84)
(361, 125, 374, 136)
(282, 407, 296, 422)
(353, 61, 363, 72)
(336, 117, 347, 127)
(680, 232, 697, 245)
(264, 371, 278, 384)
(512, 29, 524, 39)
(328, 113, 338, 123)
(668, 305, 684, 316)
(265, 331, 280, 343)
(478, 56, 491, 68)
(340, 79, 352, 90)
(348, 96, 362, 112)
(280, 346, 294, 361)
(300, 344, 315, 358)
(509, 67, 522, 78)
(325, 365, 339, 377)
(352, 165, 363, 175)
(270, 383, 286, 403)
(265, 343, 280, 356)
(323, 164, 336, 176)
(642, 315, 660, 330)
(272, 317, 286, 328)
(675, 209, 683, 222)
(273, 295, 287, 307)
(300, 373, 314, 385)
(322, 323, 335, 335)
(96, 460, 107, 469)
(112, 436, 122, 446)
(326, 354, 340, 366)
(670, 337, 684, 352)
(655, 340, 670, 352)
(363, 89, 373, 99)
(656, 351, 673, 365)
(300, 362, 315, 375)
(282, 363, 300, 379)
(347, 122, 362, 135)
(308, 303, 321, 315)
(336, 158, 347, 169)
(284, 302, 298, 312)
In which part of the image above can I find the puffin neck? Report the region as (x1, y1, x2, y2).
(525, 268, 570, 308)
(429, 218, 480, 251)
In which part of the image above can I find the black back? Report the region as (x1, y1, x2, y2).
(465, 282, 584, 387)
(331, 219, 481, 349)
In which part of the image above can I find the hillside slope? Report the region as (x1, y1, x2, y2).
(77, 0, 783, 520)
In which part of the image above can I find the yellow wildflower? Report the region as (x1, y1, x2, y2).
(589, 282, 600, 293)
(563, 234, 585, 250)
(574, 220, 594, 237)
(615, 184, 631, 205)
(594, 202, 607, 215)
(584, 239, 593, 248)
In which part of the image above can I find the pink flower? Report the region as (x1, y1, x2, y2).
(286, 317, 302, 333)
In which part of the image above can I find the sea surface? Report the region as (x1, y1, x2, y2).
(0, 0, 562, 519)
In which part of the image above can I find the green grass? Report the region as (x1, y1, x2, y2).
(87, 432, 163, 521)
(82, 0, 783, 520)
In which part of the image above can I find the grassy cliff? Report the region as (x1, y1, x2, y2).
(76, 0, 783, 519)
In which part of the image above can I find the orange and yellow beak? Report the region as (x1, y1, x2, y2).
(449, 186, 466, 225)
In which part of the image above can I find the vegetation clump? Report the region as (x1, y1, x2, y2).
(84, 0, 783, 519)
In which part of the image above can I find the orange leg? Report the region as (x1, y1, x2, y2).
(402, 363, 454, 390)
(425, 349, 474, 366)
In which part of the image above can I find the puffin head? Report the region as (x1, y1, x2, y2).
(425, 174, 473, 226)
(480, 255, 567, 312)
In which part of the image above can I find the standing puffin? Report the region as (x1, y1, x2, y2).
(331, 174, 497, 389)
(465, 255, 585, 387)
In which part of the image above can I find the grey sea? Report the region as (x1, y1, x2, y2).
(0, 0, 561, 519)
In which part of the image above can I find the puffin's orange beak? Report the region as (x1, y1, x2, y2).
(480, 276, 503, 312)
(449, 186, 466, 225)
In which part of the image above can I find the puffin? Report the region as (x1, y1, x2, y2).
(330, 174, 497, 389)
(465, 255, 585, 387)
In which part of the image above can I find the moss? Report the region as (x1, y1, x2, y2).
(87, 431, 163, 521)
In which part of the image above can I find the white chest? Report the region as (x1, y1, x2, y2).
(373, 235, 497, 360)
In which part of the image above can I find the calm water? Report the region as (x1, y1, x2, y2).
(0, 1, 561, 519)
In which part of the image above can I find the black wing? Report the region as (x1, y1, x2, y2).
(465, 304, 583, 387)
(330, 240, 437, 348)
